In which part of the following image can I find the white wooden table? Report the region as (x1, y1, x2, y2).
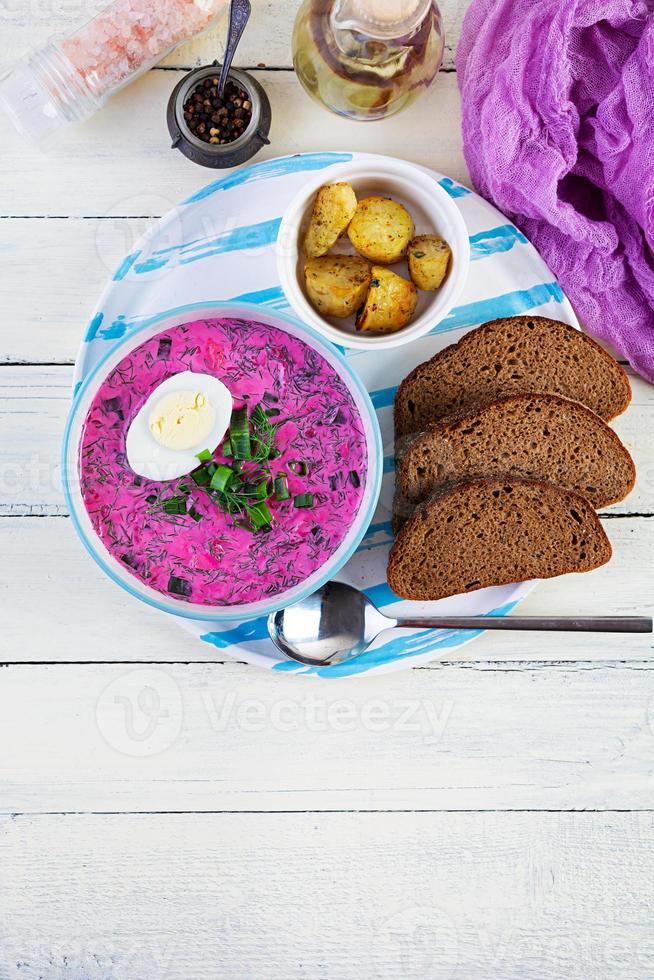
(1, 2, 653, 977)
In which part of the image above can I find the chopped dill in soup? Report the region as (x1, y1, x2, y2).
(78, 317, 368, 605)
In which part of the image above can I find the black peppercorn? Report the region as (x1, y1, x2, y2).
(169, 66, 272, 167)
(182, 76, 253, 146)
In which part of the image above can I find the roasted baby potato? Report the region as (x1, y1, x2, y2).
(355, 266, 418, 334)
(407, 234, 452, 290)
(347, 197, 414, 264)
(303, 182, 358, 258)
(304, 255, 372, 318)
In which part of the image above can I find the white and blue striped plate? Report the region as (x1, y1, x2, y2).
(74, 151, 578, 677)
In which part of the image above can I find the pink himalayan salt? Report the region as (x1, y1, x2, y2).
(61, 0, 228, 98)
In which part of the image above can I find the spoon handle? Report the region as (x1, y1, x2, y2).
(395, 616, 652, 633)
(218, 0, 252, 98)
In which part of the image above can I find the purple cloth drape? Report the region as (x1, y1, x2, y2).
(457, 0, 654, 382)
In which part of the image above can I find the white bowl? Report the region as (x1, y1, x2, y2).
(62, 301, 383, 623)
(276, 156, 470, 351)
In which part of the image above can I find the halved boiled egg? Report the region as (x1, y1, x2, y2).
(126, 371, 232, 481)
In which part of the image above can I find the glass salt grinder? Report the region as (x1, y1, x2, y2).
(0, 0, 230, 145)
(292, 0, 445, 121)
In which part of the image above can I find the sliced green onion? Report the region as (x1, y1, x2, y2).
(157, 338, 172, 358)
(183, 394, 303, 530)
(168, 575, 191, 597)
(210, 465, 234, 493)
(191, 467, 211, 486)
(349, 470, 361, 488)
(274, 473, 290, 501)
(293, 493, 314, 509)
(162, 495, 187, 515)
(145, 494, 157, 504)
(247, 501, 273, 529)
(230, 406, 251, 459)
(254, 478, 272, 500)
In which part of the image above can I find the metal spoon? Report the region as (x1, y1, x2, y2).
(268, 581, 652, 667)
(217, 0, 252, 99)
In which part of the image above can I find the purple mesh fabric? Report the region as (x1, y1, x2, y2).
(457, 0, 654, 381)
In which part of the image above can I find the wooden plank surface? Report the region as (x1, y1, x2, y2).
(0, 0, 465, 72)
(2, 0, 654, 974)
(2, 660, 654, 813)
(0, 69, 466, 218)
(1, 515, 651, 664)
(2, 811, 653, 979)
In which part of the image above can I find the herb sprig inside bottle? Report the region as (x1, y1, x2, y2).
(150, 402, 313, 533)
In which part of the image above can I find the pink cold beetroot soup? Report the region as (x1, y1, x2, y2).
(79, 316, 368, 606)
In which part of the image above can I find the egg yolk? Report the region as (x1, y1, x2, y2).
(148, 390, 216, 451)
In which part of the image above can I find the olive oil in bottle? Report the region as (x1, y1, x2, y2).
(292, 0, 444, 121)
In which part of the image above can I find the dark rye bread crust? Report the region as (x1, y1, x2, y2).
(394, 316, 631, 439)
(395, 393, 635, 524)
(387, 478, 612, 602)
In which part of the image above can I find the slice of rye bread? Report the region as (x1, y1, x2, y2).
(394, 315, 631, 439)
(387, 477, 612, 602)
(394, 393, 635, 529)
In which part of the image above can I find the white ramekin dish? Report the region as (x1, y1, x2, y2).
(276, 156, 470, 351)
(62, 301, 383, 623)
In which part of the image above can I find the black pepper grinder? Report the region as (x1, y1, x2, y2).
(167, 0, 271, 168)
